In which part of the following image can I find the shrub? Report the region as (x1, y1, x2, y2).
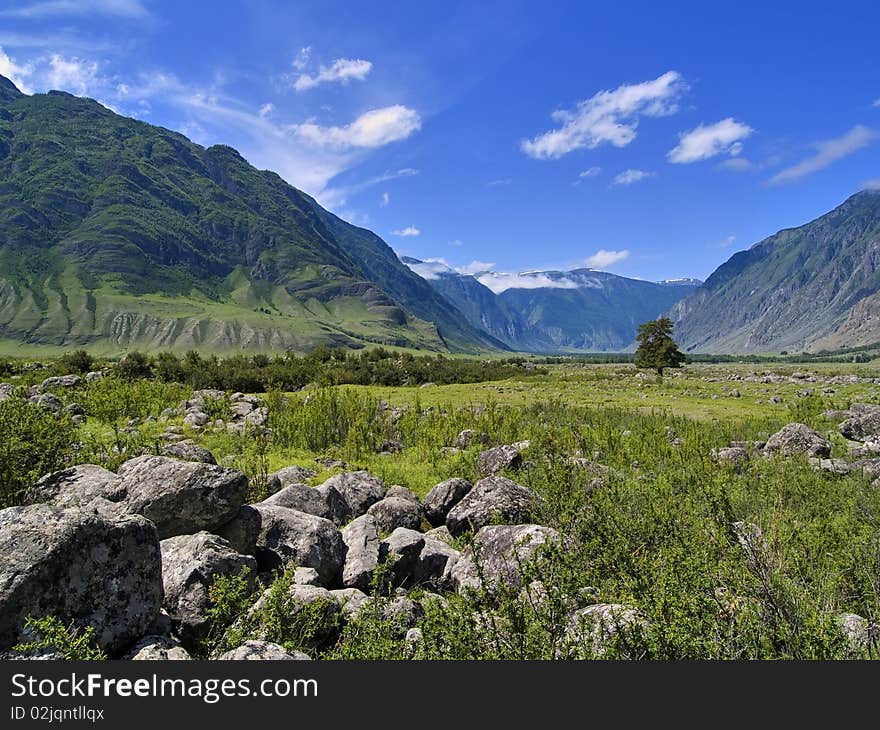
(14, 616, 106, 660)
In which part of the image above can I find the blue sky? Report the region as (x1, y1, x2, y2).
(0, 0, 878, 282)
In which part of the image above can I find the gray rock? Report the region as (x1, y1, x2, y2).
(32, 464, 124, 509)
(85, 371, 104, 383)
(160, 532, 257, 647)
(840, 404, 880, 442)
(40, 374, 81, 391)
(216, 505, 261, 556)
(424, 525, 455, 545)
(423, 478, 472, 527)
(379, 528, 426, 588)
(0, 383, 15, 401)
(445, 476, 541, 536)
(247, 584, 341, 649)
(160, 440, 217, 464)
(340, 514, 380, 590)
(293, 567, 321, 586)
(837, 612, 879, 657)
(812, 458, 852, 475)
(450, 524, 560, 594)
(124, 635, 191, 661)
(0, 504, 162, 655)
(764, 423, 831, 459)
(216, 640, 311, 660)
(183, 410, 210, 428)
(367, 496, 423, 533)
(330, 588, 370, 619)
(116, 455, 248, 539)
(454, 429, 489, 449)
(386, 485, 420, 503)
(476, 442, 530, 477)
(33, 392, 62, 413)
(319, 471, 386, 521)
(416, 537, 460, 590)
(261, 482, 347, 524)
(712, 446, 750, 469)
(565, 604, 647, 658)
(270, 465, 318, 487)
(252, 505, 345, 585)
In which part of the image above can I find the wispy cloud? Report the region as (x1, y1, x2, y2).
(294, 105, 421, 150)
(612, 169, 654, 186)
(380, 192, 390, 207)
(579, 166, 602, 178)
(0, 46, 34, 92)
(448, 239, 463, 247)
(320, 167, 418, 209)
(402, 257, 494, 279)
(258, 103, 274, 119)
(873, 98, 880, 108)
(292, 47, 311, 71)
(709, 234, 737, 249)
(521, 71, 686, 159)
(864, 179, 880, 190)
(486, 178, 512, 187)
(392, 225, 420, 237)
(294, 58, 373, 92)
(718, 157, 754, 172)
(667, 118, 753, 163)
(0, 0, 149, 19)
(585, 249, 629, 268)
(769, 125, 877, 185)
(477, 271, 579, 294)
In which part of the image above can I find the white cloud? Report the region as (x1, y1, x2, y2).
(612, 169, 654, 186)
(392, 225, 420, 237)
(709, 235, 737, 249)
(258, 103, 274, 119)
(0, 0, 148, 18)
(457, 260, 495, 275)
(579, 166, 602, 178)
(292, 47, 312, 71)
(667, 118, 753, 163)
(294, 105, 421, 150)
(402, 257, 496, 280)
(380, 192, 389, 207)
(294, 58, 373, 92)
(319, 167, 418, 210)
(46, 54, 100, 95)
(521, 71, 686, 159)
(864, 179, 880, 190)
(448, 239, 463, 247)
(486, 178, 512, 187)
(476, 272, 579, 294)
(585, 249, 629, 268)
(769, 125, 877, 185)
(0, 46, 34, 92)
(873, 98, 880, 108)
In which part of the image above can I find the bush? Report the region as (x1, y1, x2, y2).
(14, 616, 106, 660)
(0, 395, 76, 508)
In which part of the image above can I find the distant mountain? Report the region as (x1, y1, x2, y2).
(0, 75, 502, 354)
(402, 258, 700, 352)
(671, 191, 880, 353)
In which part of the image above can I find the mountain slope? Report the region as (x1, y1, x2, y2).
(0, 75, 498, 354)
(403, 259, 699, 352)
(671, 191, 880, 353)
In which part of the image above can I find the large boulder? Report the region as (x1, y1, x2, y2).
(476, 443, 528, 477)
(423, 478, 472, 527)
(32, 465, 124, 509)
(252, 505, 345, 586)
(445, 476, 541, 536)
(379, 528, 426, 588)
(340, 514, 380, 590)
(160, 532, 257, 647)
(764, 423, 831, 459)
(160, 440, 217, 465)
(839, 404, 880, 442)
(269, 465, 318, 488)
(215, 640, 310, 660)
(116, 455, 248, 539)
(415, 537, 460, 590)
(215, 505, 261, 556)
(319, 471, 386, 522)
(367, 496, 423, 533)
(261, 482, 347, 524)
(450, 524, 560, 594)
(0, 504, 163, 655)
(124, 636, 191, 661)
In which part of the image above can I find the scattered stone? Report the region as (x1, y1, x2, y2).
(446, 476, 541, 536)
(450, 524, 560, 594)
(424, 525, 455, 545)
(261, 482, 347, 524)
(764, 423, 831, 459)
(340, 515, 380, 591)
(319, 471, 386, 522)
(293, 567, 322, 586)
(251, 505, 345, 585)
(367, 496, 423, 533)
(0, 504, 162, 655)
(183, 411, 210, 428)
(330, 588, 370, 619)
(216, 641, 310, 661)
(476, 442, 530, 477)
(565, 604, 647, 658)
(124, 636, 191, 661)
(160, 532, 257, 647)
(840, 405, 880, 442)
(40, 374, 81, 391)
(837, 612, 879, 657)
(712, 446, 750, 470)
(386, 485, 420, 503)
(117, 456, 248, 539)
(379, 528, 426, 588)
(269, 465, 318, 488)
(454, 429, 489, 449)
(424, 478, 472, 527)
(160, 440, 217, 464)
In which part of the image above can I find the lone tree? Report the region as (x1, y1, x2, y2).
(634, 317, 685, 375)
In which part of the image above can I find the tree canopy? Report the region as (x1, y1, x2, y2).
(634, 317, 685, 375)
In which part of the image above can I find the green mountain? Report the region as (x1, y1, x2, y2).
(0, 75, 503, 355)
(402, 258, 699, 352)
(671, 191, 880, 353)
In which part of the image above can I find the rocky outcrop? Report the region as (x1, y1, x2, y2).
(160, 440, 217, 464)
(0, 504, 162, 655)
(32, 465, 124, 509)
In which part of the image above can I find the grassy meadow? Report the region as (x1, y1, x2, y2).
(5, 356, 880, 659)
